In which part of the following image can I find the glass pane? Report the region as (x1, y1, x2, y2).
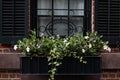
(37, 17, 51, 36)
(54, 0, 68, 15)
(70, 0, 84, 16)
(70, 17, 83, 35)
(53, 17, 68, 36)
(37, 17, 84, 36)
(37, 0, 52, 15)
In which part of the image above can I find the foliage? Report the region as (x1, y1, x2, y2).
(14, 30, 110, 80)
(66, 32, 110, 56)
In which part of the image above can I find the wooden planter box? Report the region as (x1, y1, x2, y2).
(20, 56, 101, 75)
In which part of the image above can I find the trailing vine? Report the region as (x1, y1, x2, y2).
(47, 48, 63, 80)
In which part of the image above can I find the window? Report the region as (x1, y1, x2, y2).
(0, 0, 91, 44)
(95, 0, 120, 45)
(34, 0, 91, 37)
(0, 0, 28, 44)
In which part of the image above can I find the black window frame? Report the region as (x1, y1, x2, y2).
(30, 0, 92, 37)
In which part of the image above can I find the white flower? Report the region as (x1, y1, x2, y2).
(26, 47, 30, 52)
(19, 41, 22, 44)
(103, 45, 108, 50)
(13, 45, 18, 50)
(52, 39, 55, 42)
(103, 45, 111, 52)
(82, 49, 85, 53)
(57, 34, 60, 39)
(40, 33, 44, 37)
(64, 39, 67, 43)
(84, 36, 89, 39)
(93, 40, 96, 42)
(107, 47, 111, 52)
(36, 44, 40, 48)
(53, 68, 56, 71)
(100, 35, 103, 38)
(65, 42, 70, 47)
(50, 36, 55, 39)
(89, 44, 92, 48)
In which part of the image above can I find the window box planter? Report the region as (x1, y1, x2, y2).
(20, 57, 49, 74)
(17, 30, 108, 80)
(20, 56, 101, 75)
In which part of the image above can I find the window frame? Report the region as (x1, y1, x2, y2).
(32, 0, 92, 37)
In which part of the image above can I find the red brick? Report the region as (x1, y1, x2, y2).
(16, 73, 21, 78)
(109, 74, 116, 78)
(0, 74, 1, 78)
(102, 73, 108, 78)
(1, 73, 9, 78)
(0, 50, 2, 53)
(116, 74, 120, 78)
(9, 73, 16, 78)
(3, 49, 10, 53)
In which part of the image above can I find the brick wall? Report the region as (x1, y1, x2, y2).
(101, 54, 120, 80)
(0, 53, 21, 80)
(0, 38, 17, 80)
(0, 69, 120, 80)
(0, 70, 21, 80)
(101, 70, 120, 80)
(1, 68, 120, 80)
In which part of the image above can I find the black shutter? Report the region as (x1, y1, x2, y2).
(95, 0, 120, 45)
(0, 0, 28, 44)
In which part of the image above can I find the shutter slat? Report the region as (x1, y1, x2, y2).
(2, 0, 13, 36)
(14, 0, 26, 36)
